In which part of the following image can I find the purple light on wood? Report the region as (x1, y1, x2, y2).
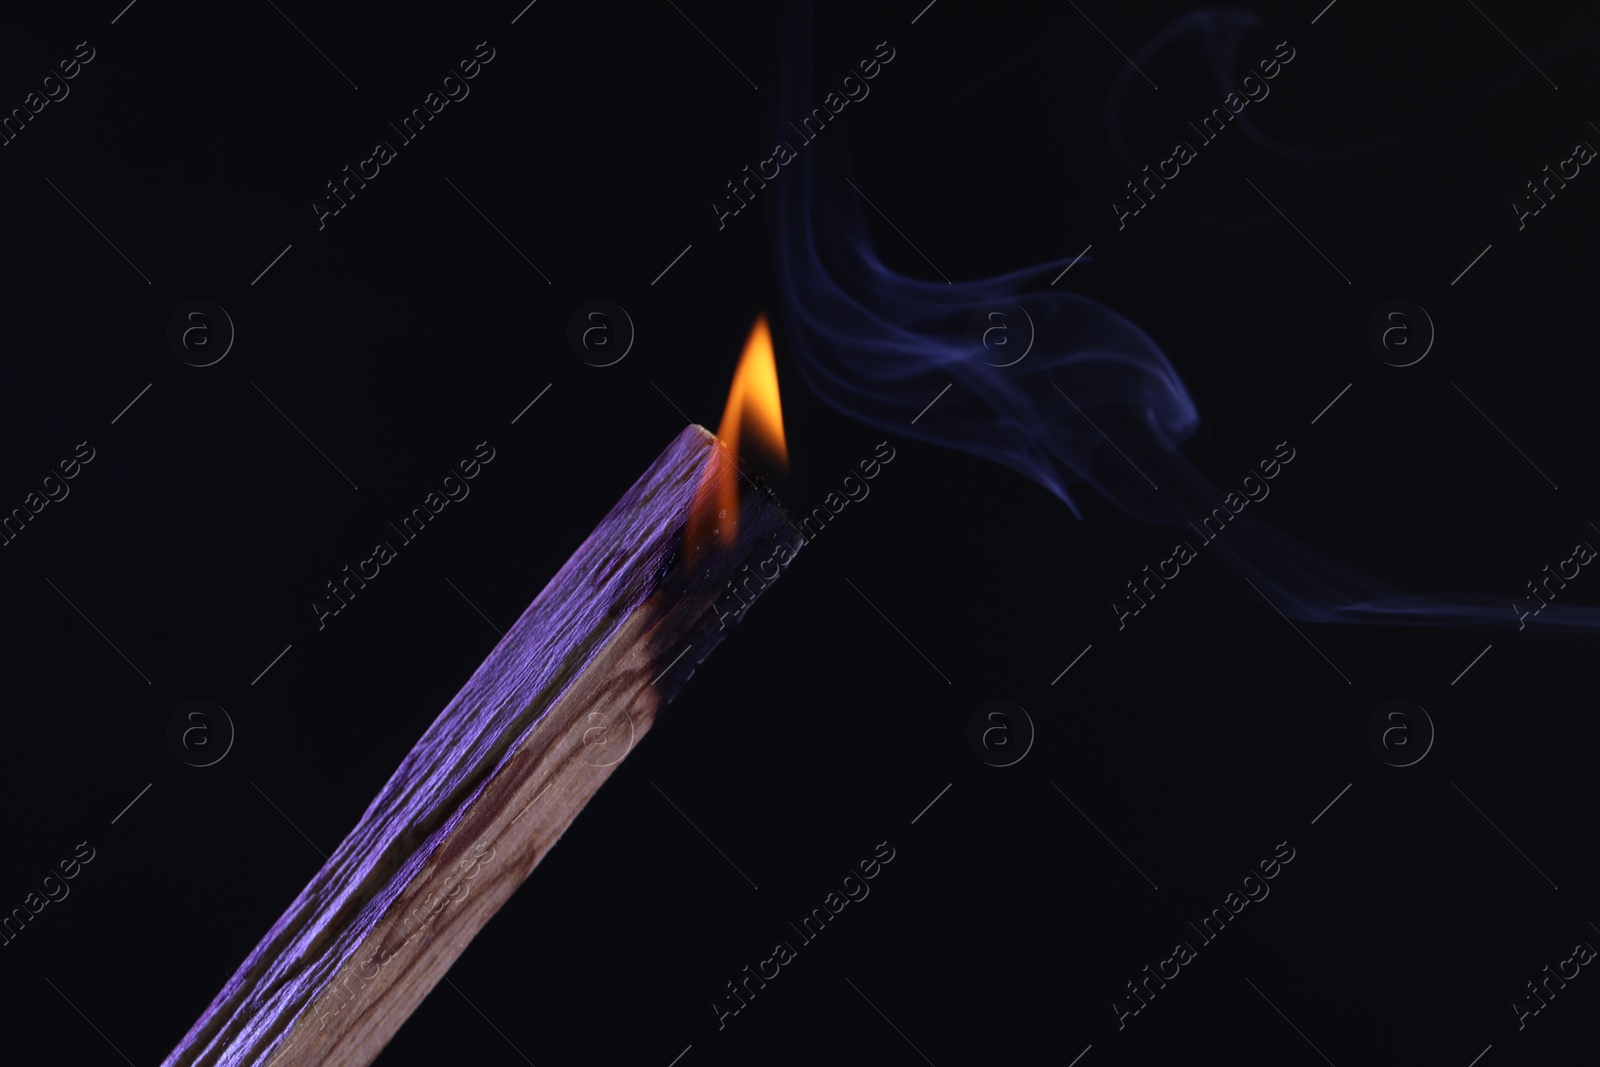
(164, 425, 801, 1066)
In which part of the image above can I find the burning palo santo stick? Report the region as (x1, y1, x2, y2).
(165, 318, 799, 1067)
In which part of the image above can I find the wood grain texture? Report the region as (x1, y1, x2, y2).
(162, 425, 802, 1067)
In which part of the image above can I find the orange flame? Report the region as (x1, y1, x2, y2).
(687, 314, 788, 558)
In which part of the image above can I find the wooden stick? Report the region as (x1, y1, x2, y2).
(163, 425, 801, 1066)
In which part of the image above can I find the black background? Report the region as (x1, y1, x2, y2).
(1, 1, 1598, 1064)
